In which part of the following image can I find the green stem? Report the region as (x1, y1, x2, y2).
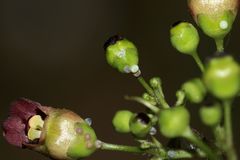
(215, 38, 224, 52)
(183, 128, 218, 160)
(223, 100, 237, 160)
(100, 142, 144, 153)
(137, 76, 155, 96)
(192, 52, 204, 73)
(150, 78, 170, 109)
(125, 96, 160, 114)
(153, 88, 170, 109)
(99, 141, 194, 159)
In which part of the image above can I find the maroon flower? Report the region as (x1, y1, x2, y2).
(3, 98, 45, 147)
(2, 98, 97, 160)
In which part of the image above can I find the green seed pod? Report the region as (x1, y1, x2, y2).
(181, 78, 206, 103)
(170, 21, 199, 55)
(158, 106, 190, 138)
(203, 55, 240, 99)
(200, 104, 222, 126)
(129, 113, 152, 138)
(188, 0, 238, 43)
(104, 35, 139, 73)
(112, 110, 133, 133)
(44, 109, 97, 159)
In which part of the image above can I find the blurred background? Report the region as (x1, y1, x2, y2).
(0, 0, 239, 159)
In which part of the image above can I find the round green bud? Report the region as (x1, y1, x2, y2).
(158, 106, 190, 138)
(181, 78, 206, 103)
(129, 113, 152, 138)
(142, 93, 157, 105)
(104, 35, 139, 73)
(203, 55, 240, 99)
(200, 104, 222, 126)
(197, 11, 235, 40)
(170, 21, 199, 55)
(112, 110, 133, 133)
(149, 77, 161, 88)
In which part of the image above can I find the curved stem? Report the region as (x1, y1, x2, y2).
(192, 52, 204, 73)
(125, 96, 160, 114)
(182, 128, 218, 160)
(153, 85, 170, 109)
(137, 76, 170, 109)
(223, 100, 237, 160)
(137, 76, 155, 96)
(175, 90, 186, 106)
(150, 78, 170, 109)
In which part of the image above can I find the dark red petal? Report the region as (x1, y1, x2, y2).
(2, 116, 27, 147)
(3, 131, 25, 147)
(3, 116, 25, 133)
(10, 98, 41, 121)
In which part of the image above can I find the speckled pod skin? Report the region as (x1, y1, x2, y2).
(188, 0, 239, 39)
(188, 0, 239, 21)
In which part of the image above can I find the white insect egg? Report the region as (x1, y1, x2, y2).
(167, 150, 176, 158)
(124, 66, 131, 73)
(130, 65, 139, 73)
(219, 20, 228, 30)
(85, 118, 92, 126)
(149, 127, 157, 135)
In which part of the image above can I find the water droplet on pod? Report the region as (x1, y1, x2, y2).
(85, 118, 92, 126)
(149, 127, 157, 135)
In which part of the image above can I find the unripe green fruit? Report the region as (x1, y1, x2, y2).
(158, 106, 190, 138)
(129, 113, 152, 138)
(44, 109, 97, 160)
(170, 22, 199, 55)
(182, 78, 206, 103)
(104, 35, 139, 73)
(203, 55, 240, 99)
(200, 104, 222, 126)
(112, 110, 133, 133)
(197, 11, 235, 39)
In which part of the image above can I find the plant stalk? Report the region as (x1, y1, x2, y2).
(223, 101, 237, 160)
(98, 141, 194, 159)
(192, 52, 204, 73)
(183, 128, 218, 160)
(137, 76, 155, 96)
(215, 38, 224, 52)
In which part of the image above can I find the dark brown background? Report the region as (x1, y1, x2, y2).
(0, 0, 239, 160)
